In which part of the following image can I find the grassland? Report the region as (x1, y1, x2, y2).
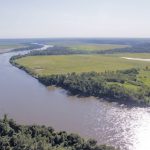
(108, 69, 150, 91)
(67, 44, 129, 51)
(14, 53, 150, 76)
(48, 41, 129, 52)
(137, 69, 150, 87)
(0, 44, 26, 53)
(12, 53, 150, 105)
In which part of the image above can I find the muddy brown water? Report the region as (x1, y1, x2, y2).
(0, 50, 150, 150)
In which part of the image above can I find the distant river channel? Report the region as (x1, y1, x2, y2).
(0, 45, 150, 150)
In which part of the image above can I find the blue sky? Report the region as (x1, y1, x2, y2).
(0, 0, 150, 38)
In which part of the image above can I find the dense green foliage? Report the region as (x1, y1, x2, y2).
(38, 68, 150, 106)
(23, 43, 150, 56)
(46, 38, 150, 46)
(95, 43, 150, 54)
(0, 115, 115, 150)
(29, 46, 87, 55)
(27, 39, 150, 55)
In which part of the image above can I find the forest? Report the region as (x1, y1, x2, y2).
(29, 46, 87, 55)
(37, 68, 150, 106)
(24, 42, 150, 56)
(98, 42, 150, 54)
(0, 115, 115, 150)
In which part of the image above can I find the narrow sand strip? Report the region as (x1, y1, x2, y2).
(121, 57, 150, 62)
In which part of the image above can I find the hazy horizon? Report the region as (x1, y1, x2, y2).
(1, 37, 150, 40)
(0, 0, 150, 38)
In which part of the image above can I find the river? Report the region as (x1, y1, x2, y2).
(0, 46, 150, 150)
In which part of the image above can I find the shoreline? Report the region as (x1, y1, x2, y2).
(10, 57, 149, 108)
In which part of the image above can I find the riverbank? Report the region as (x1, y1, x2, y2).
(0, 43, 28, 54)
(0, 43, 46, 54)
(10, 55, 150, 107)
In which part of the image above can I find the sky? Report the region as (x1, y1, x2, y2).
(0, 0, 150, 38)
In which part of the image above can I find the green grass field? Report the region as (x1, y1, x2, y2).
(0, 44, 26, 53)
(137, 69, 150, 86)
(14, 53, 150, 100)
(48, 41, 129, 52)
(67, 44, 129, 51)
(15, 53, 150, 76)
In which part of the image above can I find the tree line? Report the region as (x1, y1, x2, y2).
(38, 68, 150, 106)
(25, 42, 150, 55)
(96, 43, 150, 54)
(28, 46, 87, 56)
(0, 115, 115, 150)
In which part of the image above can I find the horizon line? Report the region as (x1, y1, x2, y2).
(0, 37, 150, 40)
